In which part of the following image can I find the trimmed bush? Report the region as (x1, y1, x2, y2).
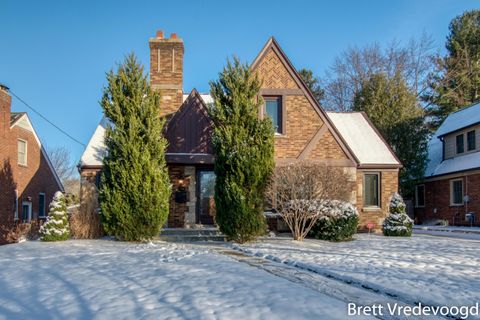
(310, 200, 359, 242)
(40, 192, 70, 241)
(382, 193, 413, 237)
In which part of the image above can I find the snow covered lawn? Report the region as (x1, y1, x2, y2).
(0, 240, 356, 319)
(233, 234, 480, 308)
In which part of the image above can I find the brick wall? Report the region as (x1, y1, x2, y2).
(415, 172, 480, 226)
(168, 165, 189, 228)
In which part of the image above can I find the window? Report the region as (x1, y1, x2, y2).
(415, 185, 425, 207)
(264, 97, 282, 134)
(467, 130, 476, 151)
(95, 171, 102, 189)
(18, 139, 27, 165)
(38, 193, 46, 218)
(13, 190, 18, 220)
(450, 179, 464, 206)
(456, 134, 464, 154)
(364, 173, 380, 207)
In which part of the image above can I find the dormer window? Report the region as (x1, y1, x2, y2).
(456, 134, 464, 154)
(467, 130, 476, 151)
(264, 96, 283, 134)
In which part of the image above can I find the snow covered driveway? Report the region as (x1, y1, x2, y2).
(0, 240, 356, 320)
(233, 234, 480, 309)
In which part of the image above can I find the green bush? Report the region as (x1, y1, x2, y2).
(40, 191, 70, 241)
(310, 200, 359, 242)
(382, 192, 413, 237)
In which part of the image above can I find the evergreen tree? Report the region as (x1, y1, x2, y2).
(298, 68, 324, 104)
(209, 58, 275, 243)
(99, 54, 171, 241)
(427, 10, 480, 128)
(382, 193, 413, 237)
(353, 72, 429, 197)
(40, 192, 70, 241)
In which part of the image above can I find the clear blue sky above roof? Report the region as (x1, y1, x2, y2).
(1, 0, 478, 162)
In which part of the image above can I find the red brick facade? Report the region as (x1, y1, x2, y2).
(0, 86, 63, 241)
(415, 172, 480, 226)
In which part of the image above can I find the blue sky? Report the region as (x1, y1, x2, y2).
(1, 0, 478, 163)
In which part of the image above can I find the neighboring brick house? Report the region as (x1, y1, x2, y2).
(415, 103, 480, 226)
(79, 31, 401, 231)
(0, 84, 63, 240)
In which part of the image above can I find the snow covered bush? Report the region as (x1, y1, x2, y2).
(40, 192, 70, 241)
(268, 162, 351, 241)
(310, 200, 359, 241)
(382, 192, 413, 237)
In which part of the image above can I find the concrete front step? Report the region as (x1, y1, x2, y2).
(158, 228, 227, 242)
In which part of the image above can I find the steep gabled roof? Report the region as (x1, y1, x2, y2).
(79, 117, 108, 168)
(250, 37, 359, 165)
(436, 102, 480, 138)
(10, 112, 26, 126)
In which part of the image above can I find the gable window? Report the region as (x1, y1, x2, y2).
(364, 173, 380, 207)
(18, 139, 27, 166)
(264, 97, 283, 134)
(467, 130, 476, 151)
(450, 179, 463, 206)
(415, 184, 425, 207)
(38, 193, 46, 218)
(456, 134, 464, 154)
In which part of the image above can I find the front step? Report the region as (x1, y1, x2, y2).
(157, 228, 227, 242)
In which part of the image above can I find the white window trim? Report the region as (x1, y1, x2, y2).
(450, 178, 464, 206)
(415, 184, 425, 208)
(17, 139, 28, 166)
(38, 193, 46, 218)
(21, 201, 32, 223)
(14, 190, 18, 221)
(363, 172, 381, 208)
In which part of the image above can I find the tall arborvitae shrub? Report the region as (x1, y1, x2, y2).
(382, 193, 413, 237)
(99, 54, 171, 241)
(209, 58, 275, 243)
(40, 191, 70, 241)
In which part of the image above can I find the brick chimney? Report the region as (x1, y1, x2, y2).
(0, 84, 11, 139)
(149, 30, 184, 117)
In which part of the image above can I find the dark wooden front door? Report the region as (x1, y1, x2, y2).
(197, 170, 216, 225)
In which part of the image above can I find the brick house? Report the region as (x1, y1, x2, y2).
(415, 103, 480, 226)
(79, 31, 401, 231)
(0, 84, 63, 240)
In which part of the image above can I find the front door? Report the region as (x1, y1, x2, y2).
(197, 170, 216, 225)
(21, 201, 32, 223)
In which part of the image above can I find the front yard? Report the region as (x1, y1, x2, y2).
(0, 234, 478, 319)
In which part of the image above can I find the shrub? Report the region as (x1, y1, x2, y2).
(267, 162, 351, 241)
(70, 204, 103, 239)
(40, 191, 70, 241)
(382, 192, 413, 237)
(310, 200, 359, 241)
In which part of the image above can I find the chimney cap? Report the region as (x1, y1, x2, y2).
(170, 33, 178, 39)
(0, 83, 9, 92)
(156, 30, 164, 39)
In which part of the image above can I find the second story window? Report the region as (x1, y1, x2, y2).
(18, 139, 27, 166)
(467, 130, 476, 151)
(264, 97, 282, 134)
(456, 134, 464, 154)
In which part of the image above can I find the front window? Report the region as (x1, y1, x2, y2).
(364, 173, 380, 207)
(467, 130, 476, 151)
(13, 190, 18, 220)
(456, 134, 464, 154)
(450, 179, 463, 206)
(38, 193, 46, 218)
(415, 185, 425, 207)
(18, 139, 27, 165)
(264, 97, 282, 134)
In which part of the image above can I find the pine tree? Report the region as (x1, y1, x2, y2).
(99, 54, 171, 241)
(382, 193, 413, 237)
(353, 72, 429, 197)
(298, 68, 324, 104)
(209, 57, 275, 243)
(427, 10, 480, 128)
(40, 192, 70, 241)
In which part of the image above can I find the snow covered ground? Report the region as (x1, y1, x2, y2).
(0, 239, 359, 320)
(233, 234, 480, 309)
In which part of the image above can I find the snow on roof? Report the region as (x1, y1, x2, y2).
(80, 118, 108, 167)
(326, 112, 400, 165)
(183, 93, 213, 104)
(435, 102, 480, 137)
